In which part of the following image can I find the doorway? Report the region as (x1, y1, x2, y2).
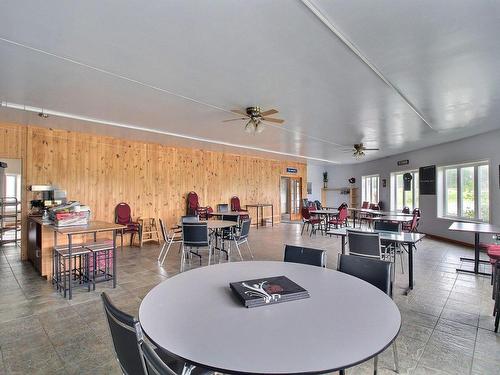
(0, 158, 22, 247)
(280, 176, 302, 222)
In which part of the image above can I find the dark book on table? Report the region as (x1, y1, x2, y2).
(230, 275, 309, 308)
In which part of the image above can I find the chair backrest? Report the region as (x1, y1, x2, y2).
(409, 212, 419, 231)
(186, 191, 199, 214)
(217, 203, 229, 212)
(141, 340, 177, 375)
(413, 208, 421, 217)
(307, 201, 316, 209)
(238, 219, 251, 240)
(314, 200, 322, 210)
(101, 292, 145, 375)
(337, 254, 392, 297)
(402, 206, 410, 214)
(301, 206, 311, 220)
(230, 196, 241, 211)
(181, 215, 199, 223)
(368, 203, 376, 209)
(374, 220, 401, 233)
(158, 218, 168, 242)
(182, 222, 209, 247)
(115, 202, 132, 225)
(361, 201, 369, 209)
(284, 245, 326, 267)
(339, 206, 348, 221)
(222, 214, 239, 223)
(347, 230, 382, 258)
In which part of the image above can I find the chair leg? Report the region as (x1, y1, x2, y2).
(159, 238, 175, 266)
(180, 243, 185, 272)
(400, 248, 405, 274)
(301, 222, 306, 235)
(234, 240, 244, 261)
(245, 239, 254, 259)
(181, 364, 194, 375)
(393, 341, 400, 373)
(208, 244, 212, 266)
(373, 355, 378, 375)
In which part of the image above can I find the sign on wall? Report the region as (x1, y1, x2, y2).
(286, 167, 298, 174)
(397, 159, 409, 166)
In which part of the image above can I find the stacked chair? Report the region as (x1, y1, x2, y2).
(186, 191, 212, 220)
(486, 243, 500, 332)
(115, 202, 141, 247)
(300, 206, 322, 236)
(230, 196, 250, 220)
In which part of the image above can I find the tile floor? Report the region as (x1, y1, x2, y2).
(0, 223, 499, 374)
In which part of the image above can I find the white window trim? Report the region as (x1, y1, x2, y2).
(362, 174, 380, 204)
(438, 160, 489, 223)
(390, 169, 419, 211)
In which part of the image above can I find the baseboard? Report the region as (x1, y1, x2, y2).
(423, 232, 474, 248)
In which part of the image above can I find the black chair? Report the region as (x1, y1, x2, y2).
(217, 204, 229, 213)
(102, 293, 210, 375)
(101, 292, 146, 375)
(337, 255, 399, 373)
(181, 215, 199, 223)
(347, 230, 382, 259)
(284, 245, 326, 267)
(141, 340, 177, 375)
(374, 220, 405, 273)
(181, 222, 211, 272)
(314, 200, 323, 210)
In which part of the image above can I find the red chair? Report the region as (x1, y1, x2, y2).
(361, 201, 369, 209)
(362, 203, 380, 228)
(230, 196, 249, 220)
(403, 210, 420, 232)
(186, 191, 211, 220)
(328, 206, 348, 229)
(486, 244, 500, 332)
(301, 207, 322, 236)
(115, 203, 141, 247)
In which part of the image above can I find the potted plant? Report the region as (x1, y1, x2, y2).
(323, 171, 328, 188)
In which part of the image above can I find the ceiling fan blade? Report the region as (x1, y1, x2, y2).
(260, 109, 278, 116)
(261, 117, 284, 124)
(222, 117, 247, 122)
(230, 109, 249, 117)
(364, 148, 380, 151)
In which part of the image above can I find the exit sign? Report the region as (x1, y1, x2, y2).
(286, 167, 298, 173)
(397, 159, 409, 166)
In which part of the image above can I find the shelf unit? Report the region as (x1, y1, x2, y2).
(0, 197, 21, 246)
(321, 187, 359, 208)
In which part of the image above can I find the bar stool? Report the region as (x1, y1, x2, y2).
(53, 245, 91, 298)
(84, 241, 115, 290)
(486, 244, 500, 332)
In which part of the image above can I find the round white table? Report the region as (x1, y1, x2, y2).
(139, 261, 401, 374)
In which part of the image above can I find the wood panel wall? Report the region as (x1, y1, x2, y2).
(0, 122, 307, 260)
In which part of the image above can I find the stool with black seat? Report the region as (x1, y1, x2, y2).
(284, 244, 326, 267)
(337, 254, 399, 374)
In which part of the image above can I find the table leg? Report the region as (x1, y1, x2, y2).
(405, 242, 413, 295)
(457, 232, 491, 276)
(113, 230, 117, 288)
(341, 235, 346, 255)
(68, 234, 73, 300)
(271, 205, 274, 227)
(256, 207, 259, 229)
(353, 211, 357, 228)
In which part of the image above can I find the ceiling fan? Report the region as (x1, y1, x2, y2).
(223, 106, 284, 134)
(352, 143, 379, 158)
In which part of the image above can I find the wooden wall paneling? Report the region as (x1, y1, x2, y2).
(0, 122, 307, 262)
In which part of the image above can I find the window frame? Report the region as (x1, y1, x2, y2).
(361, 174, 380, 204)
(390, 169, 419, 211)
(439, 161, 489, 222)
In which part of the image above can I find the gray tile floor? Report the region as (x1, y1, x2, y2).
(0, 223, 499, 374)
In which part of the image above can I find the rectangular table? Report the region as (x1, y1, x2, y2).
(327, 227, 425, 294)
(449, 222, 500, 276)
(50, 221, 125, 299)
(245, 204, 273, 229)
(373, 215, 414, 223)
(348, 208, 412, 228)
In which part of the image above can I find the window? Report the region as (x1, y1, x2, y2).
(5, 173, 21, 200)
(391, 170, 419, 211)
(439, 161, 489, 222)
(362, 175, 379, 204)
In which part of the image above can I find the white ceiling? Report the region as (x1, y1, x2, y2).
(0, 0, 499, 164)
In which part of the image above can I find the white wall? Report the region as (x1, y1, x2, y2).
(322, 129, 500, 244)
(306, 163, 325, 202)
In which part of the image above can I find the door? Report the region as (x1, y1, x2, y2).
(280, 177, 302, 221)
(289, 177, 302, 221)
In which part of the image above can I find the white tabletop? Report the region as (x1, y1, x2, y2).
(139, 261, 401, 374)
(211, 211, 248, 216)
(327, 227, 426, 244)
(373, 215, 414, 223)
(310, 209, 339, 215)
(449, 221, 500, 234)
